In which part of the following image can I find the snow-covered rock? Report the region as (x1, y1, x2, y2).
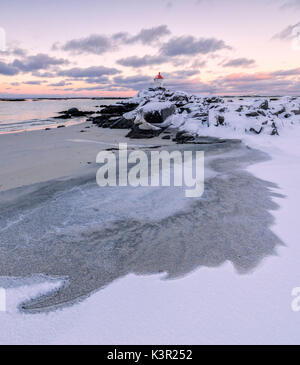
(141, 101, 176, 124)
(124, 88, 300, 139)
(92, 86, 300, 140)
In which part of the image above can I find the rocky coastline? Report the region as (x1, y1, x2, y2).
(52, 86, 300, 143)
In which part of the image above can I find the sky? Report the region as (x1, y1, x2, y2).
(0, 0, 300, 97)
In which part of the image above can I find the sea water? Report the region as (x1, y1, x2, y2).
(0, 98, 121, 133)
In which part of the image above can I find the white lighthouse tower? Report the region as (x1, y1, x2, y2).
(154, 72, 164, 88)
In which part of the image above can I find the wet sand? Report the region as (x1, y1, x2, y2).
(0, 120, 174, 192)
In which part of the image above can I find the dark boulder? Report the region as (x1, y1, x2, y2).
(215, 115, 225, 126)
(56, 108, 95, 118)
(169, 94, 189, 103)
(292, 109, 300, 115)
(192, 112, 208, 118)
(164, 91, 174, 98)
(90, 114, 121, 127)
(204, 97, 223, 104)
(66, 108, 94, 116)
(249, 127, 263, 134)
(143, 103, 176, 124)
(173, 132, 230, 145)
(259, 100, 269, 110)
(246, 112, 259, 117)
(173, 131, 195, 144)
(66, 107, 79, 114)
(126, 125, 163, 139)
(90, 115, 109, 126)
(257, 110, 266, 116)
(53, 114, 70, 119)
(110, 117, 134, 129)
(73, 110, 94, 116)
(100, 104, 128, 114)
(123, 102, 139, 110)
(271, 122, 279, 136)
(100, 103, 138, 115)
(175, 102, 188, 108)
(273, 107, 286, 116)
(180, 106, 192, 113)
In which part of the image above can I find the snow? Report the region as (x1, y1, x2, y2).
(141, 101, 173, 113)
(1, 125, 300, 344)
(4, 279, 63, 315)
(1, 87, 300, 344)
(134, 113, 161, 130)
(123, 110, 137, 120)
(178, 98, 300, 138)
(124, 87, 300, 139)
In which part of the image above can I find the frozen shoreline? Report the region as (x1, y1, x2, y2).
(1, 94, 300, 344)
(0, 130, 289, 343)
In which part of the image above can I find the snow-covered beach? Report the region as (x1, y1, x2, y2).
(0, 87, 300, 344)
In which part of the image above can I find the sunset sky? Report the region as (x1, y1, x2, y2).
(0, 0, 300, 97)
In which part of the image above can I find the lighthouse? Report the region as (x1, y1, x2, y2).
(154, 72, 164, 88)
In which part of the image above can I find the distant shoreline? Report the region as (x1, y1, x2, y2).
(1, 95, 297, 102)
(0, 97, 129, 102)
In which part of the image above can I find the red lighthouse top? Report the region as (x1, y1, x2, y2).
(155, 72, 164, 80)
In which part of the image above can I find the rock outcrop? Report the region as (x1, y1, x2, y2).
(54, 108, 95, 119)
(86, 87, 300, 139)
